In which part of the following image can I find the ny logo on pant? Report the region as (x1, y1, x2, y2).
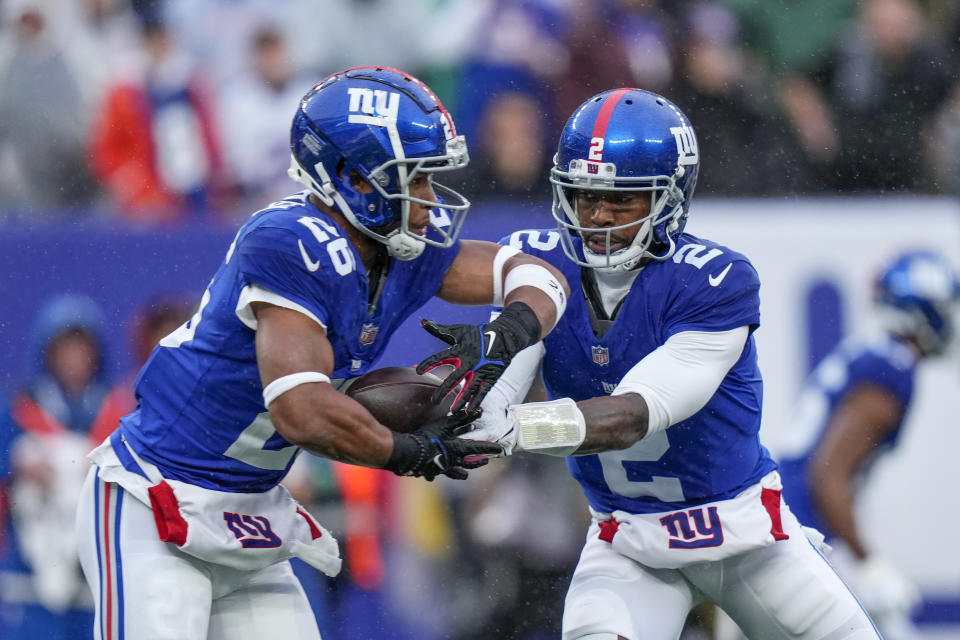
(223, 512, 282, 548)
(658, 506, 724, 549)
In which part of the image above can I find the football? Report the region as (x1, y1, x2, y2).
(342, 365, 454, 433)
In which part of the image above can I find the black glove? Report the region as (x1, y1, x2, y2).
(384, 410, 502, 481)
(416, 302, 541, 412)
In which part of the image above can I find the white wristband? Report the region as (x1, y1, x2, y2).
(263, 371, 331, 407)
(504, 263, 567, 329)
(508, 397, 585, 457)
(492, 245, 521, 307)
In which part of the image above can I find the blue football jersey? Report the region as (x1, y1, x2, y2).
(504, 229, 776, 514)
(118, 192, 459, 492)
(778, 332, 917, 536)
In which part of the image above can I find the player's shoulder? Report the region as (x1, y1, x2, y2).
(498, 228, 567, 263)
(663, 233, 759, 292)
(233, 192, 358, 277)
(845, 331, 919, 373)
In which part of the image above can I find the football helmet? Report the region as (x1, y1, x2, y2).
(875, 250, 960, 356)
(289, 66, 470, 260)
(550, 88, 699, 271)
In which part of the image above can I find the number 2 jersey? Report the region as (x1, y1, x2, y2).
(504, 229, 776, 515)
(115, 192, 459, 492)
(778, 332, 917, 536)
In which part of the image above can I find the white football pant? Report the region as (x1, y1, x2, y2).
(562, 508, 880, 640)
(75, 467, 322, 640)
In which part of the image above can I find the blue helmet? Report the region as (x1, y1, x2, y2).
(289, 66, 470, 260)
(875, 250, 960, 356)
(550, 88, 699, 271)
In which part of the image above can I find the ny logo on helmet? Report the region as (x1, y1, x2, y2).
(347, 88, 400, 121)
(670, 126, 699, 166)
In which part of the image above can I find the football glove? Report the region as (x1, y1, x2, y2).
(417, 302, 541, 412)
(384, 410, 501, 481)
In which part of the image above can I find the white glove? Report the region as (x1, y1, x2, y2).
(460, 403, 518, 456)
(853, 556, 921, 619)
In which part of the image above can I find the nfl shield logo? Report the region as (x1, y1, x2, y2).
(359, 323, 379, 345)
(591, 345, 610, 366)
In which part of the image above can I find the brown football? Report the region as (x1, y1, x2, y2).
(342, 366, 454, 433)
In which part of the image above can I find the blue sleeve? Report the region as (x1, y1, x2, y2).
(849, 352, 915, 409)
(233, 224, 342, 328)
(665, 257, 761, 337)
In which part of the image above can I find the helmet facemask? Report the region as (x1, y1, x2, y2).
(291, 134, 469, 261)
(550, 158, 687, 273)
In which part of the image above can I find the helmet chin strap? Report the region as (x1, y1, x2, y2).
(385, 229, 425, 260)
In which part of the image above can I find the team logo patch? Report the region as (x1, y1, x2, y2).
(592, 345, 610, 366)
(587, 163, 599, 174)
(659, 507, 724, 549)
(602, 381, 617, 394)
(359, 323, 379, 345)
(223, 512, 282, 548)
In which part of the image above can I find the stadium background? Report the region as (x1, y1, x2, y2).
(1, 0, 959, 638)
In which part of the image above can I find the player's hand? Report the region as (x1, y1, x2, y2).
(384, 410, 501, 480)
(853, 556, 921, 618)
(416, 303, 541, 413)
(459, 405, 517, 456)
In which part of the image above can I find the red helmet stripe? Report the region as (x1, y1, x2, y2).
(590, 88, 634, 141)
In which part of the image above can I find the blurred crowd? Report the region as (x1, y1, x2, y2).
(0, 0, 959, 227)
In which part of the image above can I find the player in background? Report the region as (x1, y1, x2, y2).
(464, 88, 882, 639)
(778, 250, 960, 640)
(74, 66, 568, 640)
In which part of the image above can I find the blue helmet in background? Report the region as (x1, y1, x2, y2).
(875, 250, 960, 356)
(550, 88, 699, 271)
(289, 66, 470, 260)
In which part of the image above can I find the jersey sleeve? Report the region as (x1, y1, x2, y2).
(232, 224, 338, 329)
(663, 256, 761, 338)
(849, 351, 915, 409)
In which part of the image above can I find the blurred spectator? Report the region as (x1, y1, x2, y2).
(670, 2, 801, 196)
(454, 0, 569, 143)
(0, 0, 101, 216)
(449, 91, 553, 203)
(720, 0, 858, 189)
(928, 82, 960, 194)
(88, 18, 227, 224)
(218, 25, 315, 213)
(448, 456, 587, 640)
(121, 293, 196, 389)
(554, 0, 675, 121)
(0, 294, 132, 639)
(828, 0, 952, 193)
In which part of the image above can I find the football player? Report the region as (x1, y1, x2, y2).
(74, 66, 568, 640)
(465, 88, 883, 639)
(778, 250, 959, 640)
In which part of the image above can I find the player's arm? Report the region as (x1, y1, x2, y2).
(252, 302, 498, 479)
(417, 239, 569, 411)
(806, 383, 902, 560)
(470, 327, 750, 456)
(577, 326, 750, 454)
(436, 239, 568, 325)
